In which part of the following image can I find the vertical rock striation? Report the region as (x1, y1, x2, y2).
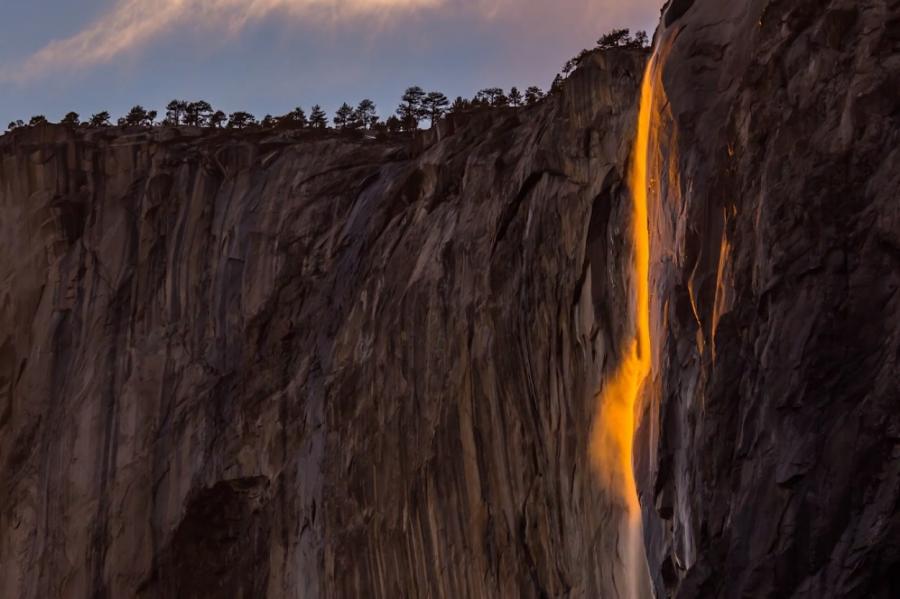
(0, 51, 649, 597)
(637, 0, 900, 597)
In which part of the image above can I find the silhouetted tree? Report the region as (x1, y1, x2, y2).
(260, 114, 276, 128)
(125, 105, 151, 127)
(524, 86, 544, 105)
(347, 111, 365, 130)
(210, 110, 227, 128)
(89, 112, 112, 127)
(595, 28, 649, 50)
(507, 87, 523, 107)
(422, 91, 449, 127)
(450, 96, 469, 113)
(355, 99, 377, 129)
(166, 100, 188, 125)
(597, 28, 632, 49)
(397, 86, 426, 130)
(61, 112, 81, 127)
(309, 105, 327, 129)
(279, 107, 307, 128)
(385, 115, 402, 133)
(7, 120, 24, 130)
(227, 111, 256, 129)
(184, 101, 213, 126)
(333, 103, 354, 129)
(475, 88, 505, 106)
(631, 30, 649, 48)
(29, 115, 48, 126)
(550, 74, 564, 94)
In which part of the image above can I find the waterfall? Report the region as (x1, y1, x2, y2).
(590, 39, 670, 599)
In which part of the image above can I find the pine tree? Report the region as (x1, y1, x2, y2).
(280, 107, 307, 128)
(29, 115, 48, 126)
(89, 112, 112, 127)
(507, 87, 523, 107)
(631, 31, 649, 49)
(475, 88, 505, 106)
(309, 105, 328, 129)
(333, 103, 354, 129)
(355, 99, 378, 129)
(550, 74, 564, 94)
(396, 86, 426, 130)
(450, 96, 470, 113)
(422, 91, 449, 127)
(524, 86, 544, 105)
(124, 105, 150, 127)
(61, 112, 81, 127)
(385, 116, 402, 133)
(597, 28, 632, 49)
(165, 100, 188, 125)
(185, 101, 213, 127)
(210, 110, 227, 128)
(227, 111, 257, 129)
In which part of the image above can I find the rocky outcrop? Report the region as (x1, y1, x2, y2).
(0, 50, 649, 598)
(637, 0, 900, 597)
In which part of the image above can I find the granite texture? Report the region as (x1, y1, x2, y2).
(637, 1, 900, 597)
(0, 50, 648, 598)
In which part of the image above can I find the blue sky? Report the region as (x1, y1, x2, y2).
(1, 0, 662, 126)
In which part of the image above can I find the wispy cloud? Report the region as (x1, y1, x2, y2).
(2, 0, 662, 82)
(3, 0, 445, 81)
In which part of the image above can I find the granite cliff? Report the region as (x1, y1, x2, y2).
(0, 0, 898, 597)
(0, 50, 648, 598)
(637, 0, 899, 597)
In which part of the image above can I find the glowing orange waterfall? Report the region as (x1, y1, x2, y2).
(587, 46, 665, 599)
(590, 52, 658, 520)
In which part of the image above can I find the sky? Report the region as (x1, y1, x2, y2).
(0, 0, 663, 126)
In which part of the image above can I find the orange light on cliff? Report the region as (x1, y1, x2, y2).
(590, 53, 658, 518)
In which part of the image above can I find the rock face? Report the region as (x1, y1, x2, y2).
(2, 1, 898, 596)
(637, 0, 900, 597)
(0, 51, 649, 598)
